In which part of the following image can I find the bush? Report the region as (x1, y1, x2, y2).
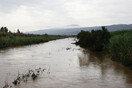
(76, 26, 111, 51)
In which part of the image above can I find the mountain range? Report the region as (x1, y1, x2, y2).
(27, 24, 132, 35)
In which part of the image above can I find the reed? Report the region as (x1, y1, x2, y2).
(105, 30, 132, 69)
(0, 32, 66, 49)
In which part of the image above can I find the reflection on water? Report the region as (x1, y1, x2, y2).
(0, 38, 132, 88)
(79, 50, 132, 87)
(78, 50, 106, 69)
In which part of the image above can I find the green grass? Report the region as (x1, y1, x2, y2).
(105, 30, 132, 69)
(110, 30, 132, 36)
(0, 32, 66, 49)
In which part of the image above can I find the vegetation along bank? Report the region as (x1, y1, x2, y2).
(0, 27, 66, 49)
(76, 27, 132, 70)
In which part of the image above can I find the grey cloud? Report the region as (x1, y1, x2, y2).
(0, 0, 132, 32)
(67, 24, 80, 27)
(0, 0, 43, 13)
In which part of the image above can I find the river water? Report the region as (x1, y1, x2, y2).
(0, 38, 132, 88)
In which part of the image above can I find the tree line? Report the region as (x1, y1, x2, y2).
(0, 27, 21, 33)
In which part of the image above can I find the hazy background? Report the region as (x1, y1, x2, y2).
(0, 0, 132, 32)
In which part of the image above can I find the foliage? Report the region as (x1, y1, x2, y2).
(110, 30, 132, 36)
(0, 27, 8, 33)
(76, 27, 132, 69)
(105, 30, 132, 69)
(0, 27, 66, 49)
(17, 29, 21, 33)
(2, 67, 46, 88)
(76, 26, 111, 51)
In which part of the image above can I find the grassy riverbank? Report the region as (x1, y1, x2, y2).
(0, 27, 66, 49)
(76, 27, 132, 69)
(105, 30, 132, 69)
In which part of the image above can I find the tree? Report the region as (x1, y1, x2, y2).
(0, 27, 8, 32)
(17, 29, 20, 33)
(76, 26, 111, 51)
(9, 30, 12, 33)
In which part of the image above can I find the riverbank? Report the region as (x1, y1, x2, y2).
(0, 28, 66, 49)
(76, 27, 132, 70)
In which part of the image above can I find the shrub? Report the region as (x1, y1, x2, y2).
(76, 26, 111, 51)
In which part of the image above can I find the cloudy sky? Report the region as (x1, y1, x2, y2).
(0, 0, 132, 32)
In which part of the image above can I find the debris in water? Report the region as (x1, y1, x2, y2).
(66, 47, 71, 50)
(3, 67, 46, 87)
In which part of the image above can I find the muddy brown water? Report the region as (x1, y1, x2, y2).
(0, 38, 132, 88)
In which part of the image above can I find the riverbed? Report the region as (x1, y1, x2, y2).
(0, 38, 132, 88)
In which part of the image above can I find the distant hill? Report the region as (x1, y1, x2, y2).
(27, 24, 132, 35)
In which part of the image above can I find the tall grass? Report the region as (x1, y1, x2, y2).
(0, 32, 65, 49)
(105, 30, 132, 69)
(110, 30, 132, 36)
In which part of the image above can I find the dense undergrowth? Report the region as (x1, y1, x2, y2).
(76, 26, 111, 51)
(106, 30, 132, 69)
(0, 27, 66, 49)
(76, 27, 132, 69)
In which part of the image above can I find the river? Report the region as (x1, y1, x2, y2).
(0, 38, 132, 88)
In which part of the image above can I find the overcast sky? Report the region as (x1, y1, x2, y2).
(0, 0, 132, 32)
